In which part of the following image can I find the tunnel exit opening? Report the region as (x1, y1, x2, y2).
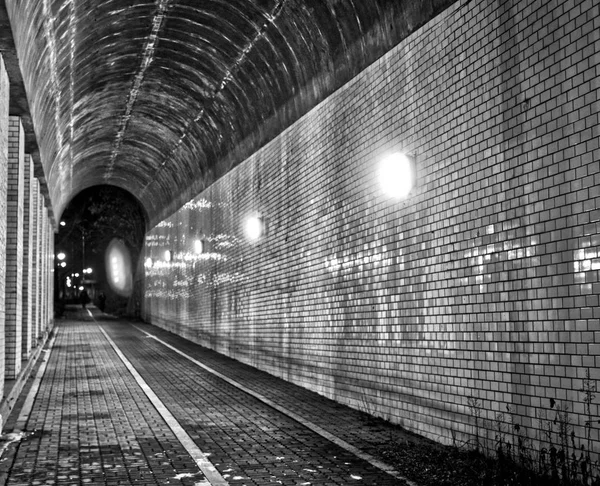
(54, 185, 146, 317)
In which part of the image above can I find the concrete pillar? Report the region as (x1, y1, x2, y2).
(0, 54, 9, 399)
(41, 207, 49, 334)
(40, 207, 47, 335)
(48, 219, 54, 327)
(35, 189, 44, 339)
(5, 116, 25, 379)
(45, 214, 54, 330)
(21, 154, 33, 359)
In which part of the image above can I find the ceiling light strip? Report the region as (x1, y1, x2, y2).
(68, 0, 76, 188)
(105, 0, 171, 179)
(41, 0, 63, 150)
(139, 0, 287, 197)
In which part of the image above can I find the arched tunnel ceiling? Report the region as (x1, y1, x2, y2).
(3, 0, 457, 227)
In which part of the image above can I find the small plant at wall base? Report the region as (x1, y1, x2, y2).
(538, 400, 575, 483)
(373, 373, 599, 486)
(461, 372, 600, 486)
(467, 395, 483, 452)
(581, 368, 599, 485)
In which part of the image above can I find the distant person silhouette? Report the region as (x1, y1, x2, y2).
(79, 289, 90, 309)
(98, 292, 106, 312)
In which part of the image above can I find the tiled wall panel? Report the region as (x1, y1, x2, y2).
(41, 208, 49, 335)
(21, 154, 33, 359)
(46, 215, 53, 330)
(30, 178, 40, 342)
(143, 0, 600, 452)
(0, 55, 9, 400)
(4, 116, 24, 379)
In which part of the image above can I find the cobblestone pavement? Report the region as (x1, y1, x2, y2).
(1, 308, 411, 486)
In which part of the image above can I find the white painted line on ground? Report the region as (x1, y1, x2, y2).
(133, 325, 415, 486)
(99, 326, 229, 486)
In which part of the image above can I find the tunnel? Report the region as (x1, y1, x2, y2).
(0, 0, 599, 484)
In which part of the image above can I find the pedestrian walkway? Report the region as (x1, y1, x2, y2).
(0, 307, 414, 486)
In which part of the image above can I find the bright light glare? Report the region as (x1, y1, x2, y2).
(60, 262, 67, 268)
(378, 153, 414, 199)
(164, 250, 172, 262)
(145, 257, 153, 268)
(244, 216, 264, 241)
(57, 252, 66, 260)
(60, 221, 66, 226)
(194, 239, 204, 254)
(85, 267, 93, 274)
(106, 239, 133, 297)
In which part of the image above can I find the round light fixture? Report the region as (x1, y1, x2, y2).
(106, 239, 133, 297)
(378, 152, 415, 199)
(244, 215, 265, 241)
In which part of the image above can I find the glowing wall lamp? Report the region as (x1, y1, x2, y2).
(194, 239, 205, 254)
(164, 249, 172, 262)
(106, 239, 133, 297)
(378, 152, 415, 199)
(244, 215, 266, 241)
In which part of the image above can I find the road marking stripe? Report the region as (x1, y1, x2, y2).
(133, 325, 414, 485)
(99, 326, 229, 486)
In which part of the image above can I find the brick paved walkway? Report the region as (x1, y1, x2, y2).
(0, 308, 412, 486)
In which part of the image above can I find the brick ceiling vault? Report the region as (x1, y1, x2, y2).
(2, 0, 457, 227)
